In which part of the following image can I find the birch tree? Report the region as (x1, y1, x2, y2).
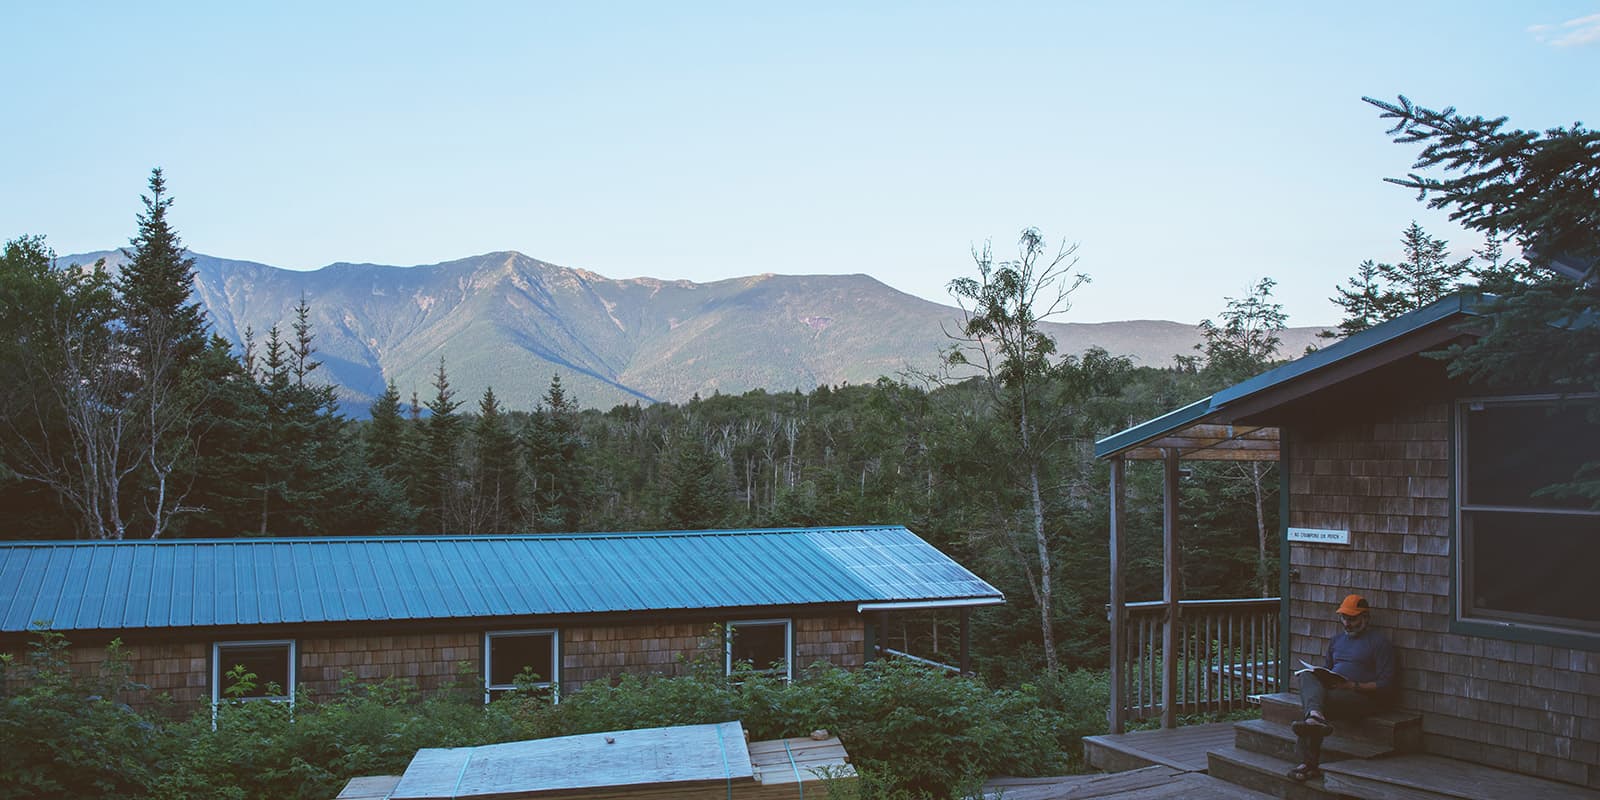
(945, 227, 1088, 672)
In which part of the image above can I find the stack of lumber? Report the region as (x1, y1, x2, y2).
(348, 720, 855, 800)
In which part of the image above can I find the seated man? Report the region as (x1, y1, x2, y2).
(1288, 593, 1397, 782)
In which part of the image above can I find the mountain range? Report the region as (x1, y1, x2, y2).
(62, 250, 1330, 411)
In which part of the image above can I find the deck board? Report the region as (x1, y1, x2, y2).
(983, 766, 1274, 799)
(1321, 754, 1600, 800)
(1082, 722, 1238, 772)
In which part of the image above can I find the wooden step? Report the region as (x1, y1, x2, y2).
(1255, 692, 1422, 753)
(1207, 745, 1344, 800)
(1232, 718, 1392, 765)
(1321, 754, 1600, 800)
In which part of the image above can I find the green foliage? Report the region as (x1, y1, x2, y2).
(1199, 277, 1287, 380)
(0, 631, 158, 799)
(1326, 222, 1476, 338)
(1367, 95, 1600, 503)
(2, 632, 1102, 800)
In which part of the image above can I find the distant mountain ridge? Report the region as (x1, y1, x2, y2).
(61, 249, 1329, 411)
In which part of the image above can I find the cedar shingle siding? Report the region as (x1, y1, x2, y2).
(13, 613, 867, 715)
(1288, 397, 1600, 789)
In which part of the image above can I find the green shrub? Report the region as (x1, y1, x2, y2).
(3, 633, 1094, 800)
(0, 630, 160, 799)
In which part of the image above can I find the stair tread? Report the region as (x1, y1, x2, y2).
(1256, 692, 1421, 726)
(1321, 753, 1600, 800)
(1207, 744, 1343, 800)
(1235, 718, 1393, 759)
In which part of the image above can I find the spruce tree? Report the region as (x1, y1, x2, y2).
(471, 387, 522, 534)
(365, 379, 408, 480)
(524, 375, 590, 531)
(413, 357, 463, 531)
(662, 433, 729, 529)
(118, 168, 206, 362)
(1327, 222, 1472, 337)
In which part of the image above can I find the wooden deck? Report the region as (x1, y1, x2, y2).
(1322, 754, 1600, 800)
(983, 765, 1273, 800)
(1082, 721, 1238, 773)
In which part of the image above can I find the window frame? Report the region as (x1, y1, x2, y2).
(725, 618, 793, 681)
(211, 639, 296, 706)
(483, 628, 560, 703)
(1453, 393, 1600, 648)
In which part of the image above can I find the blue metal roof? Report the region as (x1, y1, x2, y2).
(0, 526, 1002, 633)
(1094, 294, 1483, 459)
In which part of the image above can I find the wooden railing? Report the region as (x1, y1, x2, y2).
(1109, 597, 1280, 729)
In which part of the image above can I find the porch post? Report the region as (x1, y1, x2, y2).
(959, 607, 971, 676)
(1108, 455, 1126, 734)
(1162, 448, 1181, 729)
(864, 613, 877, 663)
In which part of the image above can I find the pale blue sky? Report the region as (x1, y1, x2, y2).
(4, 2, 1597, 324)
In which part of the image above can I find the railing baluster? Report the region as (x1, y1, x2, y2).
(1110, 598, 1280, 723)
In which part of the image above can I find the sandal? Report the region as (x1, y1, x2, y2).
(1291, 715, 1333, 737)
(1287, 764, 1322, 782)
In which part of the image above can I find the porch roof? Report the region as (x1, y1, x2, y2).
(1094, 294, 1484, 462)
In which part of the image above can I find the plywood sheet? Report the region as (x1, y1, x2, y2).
(389, 721, 753, 800)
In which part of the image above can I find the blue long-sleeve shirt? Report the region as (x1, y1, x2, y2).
(1325, 628, 1396, 693)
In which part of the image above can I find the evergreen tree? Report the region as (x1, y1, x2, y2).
(179, 335, 269, 536)
(117, 168, 206, 362)
(463, 388, 518, 534)
(365, 379, 409, 484)
(247, 309, 353, 536)
(413, 357, 464, 531)
(662, 432, 729, 529)
(1327, 222, 1472, 337)
(523, 375, 589, 531)
(1367, 94, 1600, 503)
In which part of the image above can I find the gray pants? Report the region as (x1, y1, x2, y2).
(1294, 671, 1382, 767)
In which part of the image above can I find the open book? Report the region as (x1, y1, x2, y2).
(1293, 660, 1351, 682)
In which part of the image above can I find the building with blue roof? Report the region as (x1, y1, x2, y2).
(1093, 292, 1600, 791)
(0, 525, 1002, 711)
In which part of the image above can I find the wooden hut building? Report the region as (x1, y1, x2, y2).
(1094, 294, 1600, 794)
(0, 525, 1001, 713)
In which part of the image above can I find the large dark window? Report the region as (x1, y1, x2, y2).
(212, 640, 294, 704)
(1459, 398, 1600, 633)
(484, 630, 557, 701)
(727, 619, 791, 680)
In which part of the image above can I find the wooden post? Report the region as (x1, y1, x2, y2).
(1162, 448, 1181, 730)
(877, 611, 890, 660)
(864, 614, 877, 663)
(1108, 455, 1126, 734)
(959, 607, 971, 676)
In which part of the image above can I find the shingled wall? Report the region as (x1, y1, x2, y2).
(10, 612, 867, 715)
(1286, 397, 1600, 789)
(559, 613, 864, 691)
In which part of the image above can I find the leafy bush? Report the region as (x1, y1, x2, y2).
(0, 631, 160, 799)
(3, 632, 1095, 800)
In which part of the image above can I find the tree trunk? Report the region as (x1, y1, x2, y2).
(1253, 461, 1269, 597)
(1019, 401, 1058, 672)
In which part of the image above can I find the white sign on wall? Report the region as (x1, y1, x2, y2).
(1287, 527, 1351, 545)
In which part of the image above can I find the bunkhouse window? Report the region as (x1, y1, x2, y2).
(1458, 396, 1600, 637)
(484, 630, 558, 701)
(726, 618, 792, 680)
(212, 640, 295, 705)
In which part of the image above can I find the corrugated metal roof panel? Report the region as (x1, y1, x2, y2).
(0, 526, 1001, 633)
